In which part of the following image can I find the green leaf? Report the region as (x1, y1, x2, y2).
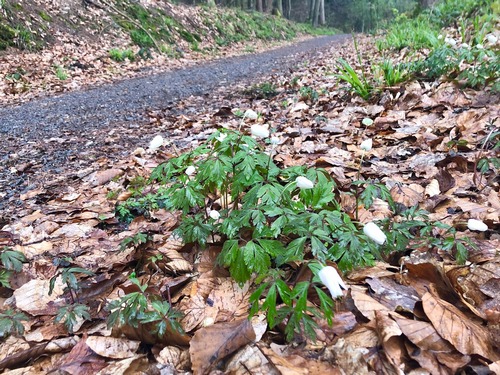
(0, 249, 25, 272)
(276, 237, 306, 266)
(0, 270, 12, 288)
(275, 279, 292, 306)
(256, 239, 285, 257)
(311, 236, 328, 261)
(243, 241, 270, 275)
(262, 283, 277, 328)
(315, 287, 334, 326)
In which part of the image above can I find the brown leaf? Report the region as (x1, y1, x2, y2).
(366, 277, 420, 312)
(189, 318, 256, 375)
(55, 335, 108, 375)
(404, 340, 452, 375)
(390, 313, 454, 352)
(351, 286, 392, 320)
(86, 168, 124, 186)
(422, 284, 499, 360)
(85, 336, 140, 359)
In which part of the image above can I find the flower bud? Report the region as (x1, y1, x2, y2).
(318, 266, 347, 299)
(148, 135, 164, 152)
(244, 109, 258, 120)
(251, 124, 270, 138)
(363, 222, 387, 245)
(467, 219, 488, 232)
(209, 210, 220, 220)
(360, 138, 372, 151)
(185, 166, 196, 176)
(295, 176, 314, 189)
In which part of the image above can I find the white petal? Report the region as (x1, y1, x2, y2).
(318, 266, 347, 299)
(185, 166, 196, 176)
(467, 219, 488, 232)
(244, 109, 259, 120)
(360, 138, 372, 151)
(270, 136, 280, 145)
(251, 124, 270, 138)
(148, 135, 164, 151)
(363, 222, 387, 245)
(295, 176, 314, 189)
(209, 210, 220, 220)
(215, 133, 227, 142)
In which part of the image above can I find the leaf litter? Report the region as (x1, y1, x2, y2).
(1, 31, 499, 375)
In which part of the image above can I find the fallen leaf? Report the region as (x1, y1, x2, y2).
(189, 319, 256, 375)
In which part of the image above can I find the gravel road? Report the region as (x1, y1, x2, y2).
(0, 34, 349, 217)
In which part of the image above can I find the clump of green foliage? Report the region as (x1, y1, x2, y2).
(115, 127, 462, 339)
(106, 275, 183, 338)
(54, 65, 68, 81)
(0, 247, 29, 338)
(244, 82, 278, 99)
(336, 58, 373, 100)
(109, 48, 136, 62)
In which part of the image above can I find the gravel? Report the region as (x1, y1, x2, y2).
(0, 34, 349, 217)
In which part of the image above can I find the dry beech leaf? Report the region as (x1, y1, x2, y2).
(189, 318, 256, 375)
(208, 278, 251, 323)
(55, 335, 108, 374)
(404, 340, 450, 375)
(425, 179, 440, 197)
(365, 277, 420, 312)
(95, 355, 148, 375)
(86, 168, 124, 186)
(156, 346, 191, 371)
(262, 345, 341, 375)
(85, 336, 140, 359)
(225, 345, 277, 375)
(14, 278, 65, 316)
(158, 243, 193, 274)
(390, 184, 423, 207)
(351, 286, 392, 320)
(422, 284, 499, 361)
(390, 313, 454, 352)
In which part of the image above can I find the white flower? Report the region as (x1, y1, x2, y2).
(467, 219, 488, 232)
(460, 43, 470, 49)
(444, 37, 457, 47)
(318, 266, 347, 299)
(185, 166, 196, 176)
(295, 176, 314, 189)
(360, 138, 372, 151)
(485, 33, 498, 45)
(148, 135, 164, 152)
(438, 34, 443, 40)
(362, 118, 374, 126)
(209, 210, 220, 220)
(363, 222, 387, 245)
(215, 133, 227, 142)
(476, 44, 484, 49)
(270, 136, 280, 145)
(244, 109, 259, 120)
(251, 124, 269, 138)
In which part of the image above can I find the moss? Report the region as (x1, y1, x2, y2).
(39, 11, 52, 22)
(0, 24, 16, 50)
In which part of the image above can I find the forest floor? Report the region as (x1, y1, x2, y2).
(0, 7, 499, 375)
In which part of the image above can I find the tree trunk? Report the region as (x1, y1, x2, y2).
(265, 0, 273, 12)
(319, 0, 325, 25)
(312, 0, 320, 27)
(257, 0, 263, 12)
(285, 0, 290, 19)
(275, 0, 283, 16)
